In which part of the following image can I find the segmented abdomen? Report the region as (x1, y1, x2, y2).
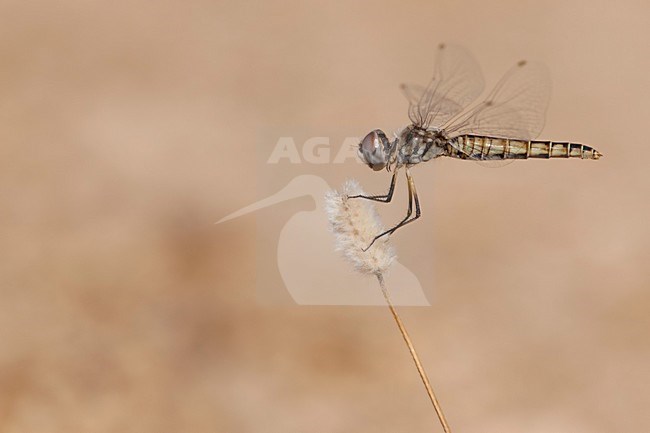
(451, 135, 602, 160)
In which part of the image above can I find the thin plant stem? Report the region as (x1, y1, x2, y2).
(376, 273, 452, 433)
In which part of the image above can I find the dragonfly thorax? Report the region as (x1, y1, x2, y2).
(396, 125, 447, 166)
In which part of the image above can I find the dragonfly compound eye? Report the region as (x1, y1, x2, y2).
(358, 129, 389, 171)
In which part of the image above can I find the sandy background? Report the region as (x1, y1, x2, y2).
(1, 0, 649, 432)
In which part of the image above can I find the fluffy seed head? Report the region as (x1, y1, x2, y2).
(324, 179, 396, 275)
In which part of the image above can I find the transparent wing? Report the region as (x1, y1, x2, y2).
(443, 60, 552, 141)
(401, 43, 485, 128)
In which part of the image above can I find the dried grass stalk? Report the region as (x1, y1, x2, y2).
(325, 179, 452, 433)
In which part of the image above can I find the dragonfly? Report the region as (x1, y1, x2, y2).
(351, 43, 602, 250)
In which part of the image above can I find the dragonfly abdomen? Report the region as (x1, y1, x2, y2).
(451, 135, 602, 160)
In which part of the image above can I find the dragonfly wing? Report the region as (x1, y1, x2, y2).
(443, 59, 551, 168)
(401, 43, 485, 128)
(444, 60, 552, 140)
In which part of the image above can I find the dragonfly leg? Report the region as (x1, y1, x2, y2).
(348, 169, 398, 203)
(362, 169, 421, 251)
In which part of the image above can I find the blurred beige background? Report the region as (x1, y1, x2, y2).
(1, 0, 649, 432)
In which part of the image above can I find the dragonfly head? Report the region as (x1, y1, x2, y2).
(358, 129, 389, 171)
